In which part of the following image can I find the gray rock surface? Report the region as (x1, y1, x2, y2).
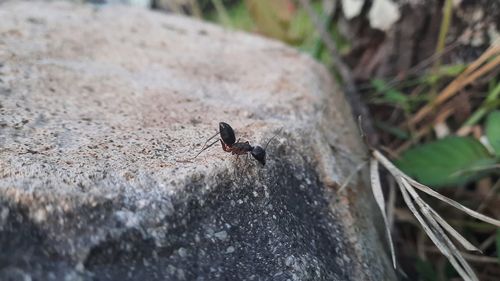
(0, 1, 395, 280)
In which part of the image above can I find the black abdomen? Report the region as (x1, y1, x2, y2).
(219, 122, 236, 145)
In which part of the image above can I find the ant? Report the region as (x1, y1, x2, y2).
(194, 122, 280, 165)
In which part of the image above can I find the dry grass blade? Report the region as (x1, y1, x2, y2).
(428, 208, 482, 253)
(370, 149, 500, 280)
(369, 159, 396, 268)
(394, 172, 481, 252)
(395, 179, 455, 267)
(406, 178, 500, 227)
(409, 44, 500, 126)
(399, 178, 479, 281)
(426, 247, 500, 263)
(452, 164, 500, 176)
(387, 177, 396, 228)
(373, 150, 500, 227)
(396, 170, 482, 253)
(402, 179, 479, 278)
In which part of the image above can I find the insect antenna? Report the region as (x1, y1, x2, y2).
(193, 131, 219, 159)
(264, 128, 283, 150)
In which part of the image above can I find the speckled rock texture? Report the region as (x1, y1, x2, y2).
(0, 1, 395, 281)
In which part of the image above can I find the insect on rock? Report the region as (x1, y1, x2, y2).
(194, 122, 280, 165)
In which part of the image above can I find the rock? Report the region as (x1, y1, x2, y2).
(0, 1, 395, 280)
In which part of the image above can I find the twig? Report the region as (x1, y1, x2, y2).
(409, 45, 500, 126)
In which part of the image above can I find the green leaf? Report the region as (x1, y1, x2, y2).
(423, 63, 466, 85)
(396, 137, 496, 187)
(370, 79, 410, 111)
(439, 64, 467, 76)
(374, 121, 409, 139)
(385, 89, 409, 105)
(486, 110, 500, 157)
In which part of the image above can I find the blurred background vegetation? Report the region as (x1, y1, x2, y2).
(87, 0, 500, 279)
